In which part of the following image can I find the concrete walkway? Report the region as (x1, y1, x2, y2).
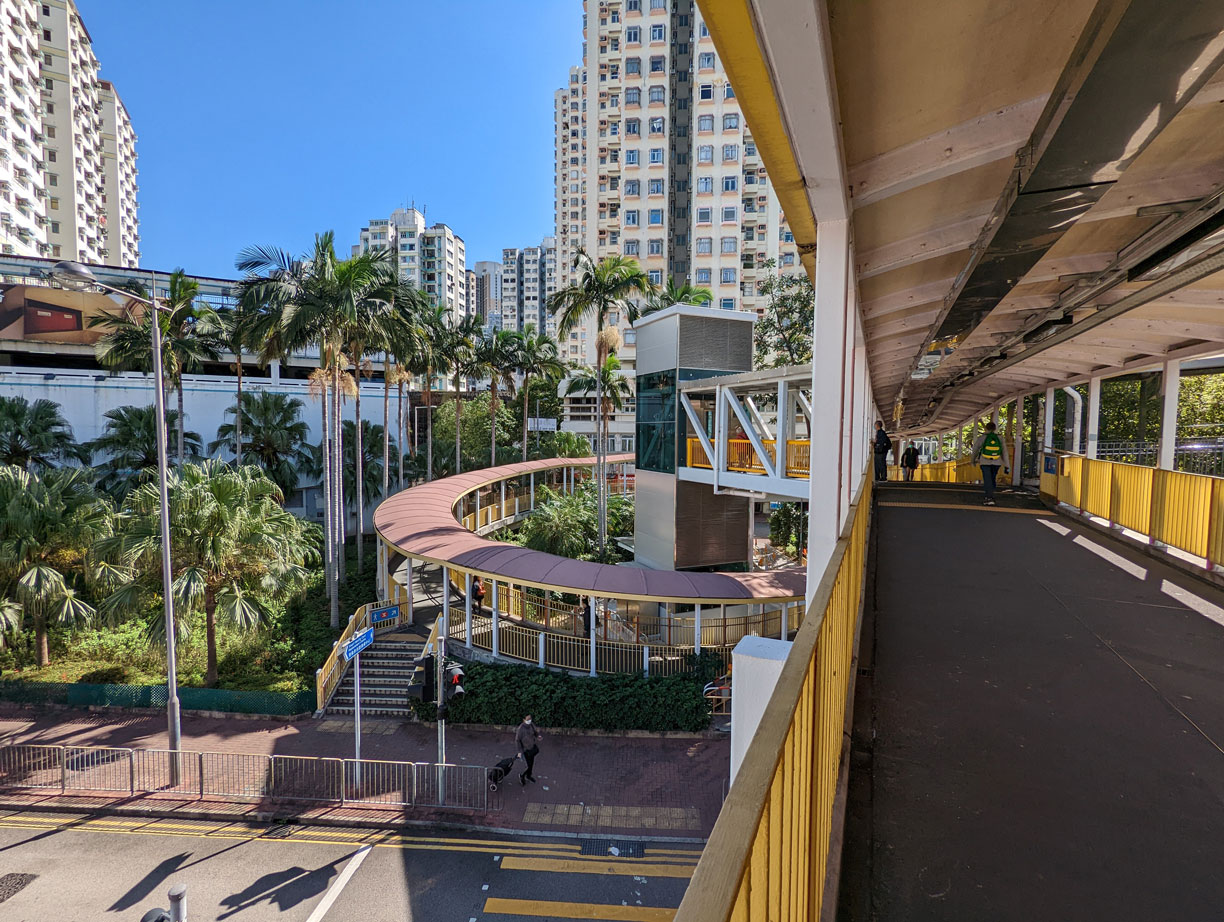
(840, 483, 1224, 921)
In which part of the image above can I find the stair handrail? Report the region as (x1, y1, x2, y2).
(314, 598, 397, 714)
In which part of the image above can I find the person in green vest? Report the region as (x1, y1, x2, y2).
(971, 422, 1010, 506)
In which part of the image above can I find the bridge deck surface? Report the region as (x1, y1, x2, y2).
(843, 482, 1224, 921)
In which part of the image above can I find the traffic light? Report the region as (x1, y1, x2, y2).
(409, 654, 435, 701)
(443, 662, 465, 703)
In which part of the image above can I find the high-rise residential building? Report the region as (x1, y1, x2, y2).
(0, 0, 137, 265)
(500, 237, 558, 337)
(465, 268, 476, 319)
(473, 260, 502, 330)
(353, 207, 468, 318)
(554, 65, 586, 293)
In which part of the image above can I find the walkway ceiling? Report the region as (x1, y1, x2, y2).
(700, 0, 1224, 433)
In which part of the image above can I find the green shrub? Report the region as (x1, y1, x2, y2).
(410, 661, 711, 732)
(76, 665, 130, 684)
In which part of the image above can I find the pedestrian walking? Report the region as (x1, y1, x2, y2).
(873, 421, 893, 482)
(472, 576, 487, 614)
(515, 714, 541, 785)
(901, 441, 920, 482)
(971, 422, 1010, 505)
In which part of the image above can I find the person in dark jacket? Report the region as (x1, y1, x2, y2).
(901, 442, 920, 481)
(515, 714, 541, 785)
(873, 421, 892, 482)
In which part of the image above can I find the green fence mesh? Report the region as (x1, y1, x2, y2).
(0, 681, 314, 716)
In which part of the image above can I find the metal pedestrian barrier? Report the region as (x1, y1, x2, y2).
(0, 742, 488, 812)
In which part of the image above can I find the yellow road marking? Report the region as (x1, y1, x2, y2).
(500, 856, 694, 878)
(878, 501, 1052, 516)
(483, 898, 676, 920)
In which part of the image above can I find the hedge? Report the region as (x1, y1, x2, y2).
(410, 659, 717, 732)
(0, 680, 315, 716)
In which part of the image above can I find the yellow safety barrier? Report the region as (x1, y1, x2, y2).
(687, 437, 812, 477)
(1047, 454, 1224, 567)
(886, 459, 968, 483)
(315, 597, 402, 712)
(674, 475, 872, 922)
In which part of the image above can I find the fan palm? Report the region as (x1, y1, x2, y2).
(411, 302, 451, 482)
(0, 396, 88, 468)
(0, 465, 112, 665)
(90, 270, 222, 467)
(208, 391, 312, 495)
(99, 461, 310, 687)
(515, 325, 566, 462)
(438, 312, 481, 475)
(634, 278, 714, 321)
(215, 293, 261, 466)
(88, 405, 202, 498)
(566, 352, 634, 421)
(548, 249, 653, 554)
(473, 329, 522, 466)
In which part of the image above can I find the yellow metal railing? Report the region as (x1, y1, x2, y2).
(675, 474, 872, 922)
(687, 437, 811, 477)
(887, 458, 985, 483)
(1046, 454, 1224, 566)
(315, 597, 403, 712)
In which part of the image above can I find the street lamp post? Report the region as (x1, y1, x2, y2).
(51, 261, 182, 770)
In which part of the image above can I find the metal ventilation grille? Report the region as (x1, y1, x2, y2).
(675, 480, 750, 569)
(678, 317, 753, 372)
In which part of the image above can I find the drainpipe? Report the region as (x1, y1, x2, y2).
(1063, 387, 1083, 455)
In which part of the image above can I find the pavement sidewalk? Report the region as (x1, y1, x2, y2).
(0, 705, 727, 840)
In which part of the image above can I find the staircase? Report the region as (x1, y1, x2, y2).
(326, 636, 425, 718)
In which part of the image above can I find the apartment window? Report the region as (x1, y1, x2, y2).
(47, 174, 57, 186)
(745, 141, 757, 156)
(624, 210, 640, 226)
(42, 52, 52, 65)
(648, 269, 663, 285)
(651, 0, 666, 8)
(46, 150, 56, 163)
(648, 239, 663, 255)
(624, 239, 640, 255)
(781, 253, 796, 266)
(626, 87, 641, 105)
(648, 116, 664, 134)
(699, 84, 714, 100)
(609, 121, 620, 136)
(697, 145, 713, 163)
(45, 103, 53, 114)
(627, 57, 641, 75)
(647, 178, 663, 195)
(649, 147, 663, 164)
(626, 118, 641, 136)
(725, 84, 736, 99)
(782, 229, 795, 242)
(41, 29, 50, 40)
(700, 22, 709, 37)
(696, 237, 713, 254)
(610, 38, 620, 50)
(626, 149, 639, 164)
(41, 4, 50, 14)
(45, 126, 54, 138)
(721, 298, 736, 310)
(609, 64, 620, 79)
(722, 175, 738, 192)
(721, 236, 738, 253)
(696, 176, 713, 194)
(650, 56, 665, 73)
(648, 208, 663, 225)
(627, 0, 640, 9)
(648, 85, 665, 103)
(745, 173, 757, 185)
(626, 26, 641, 42)
(696, 267, 712, 283)
(49, 221, 59, 233)
(697, 115, 713, 132)
(49, 197, 58, 209)
(43, 78, 53, 90)
(625, 179, 640, 196)
(722, 205, 737, 222)
(723, 144, 740, 161)
(723, 114, 739, 130)
(699, 52, 715, 69)
(651, 24, 665, 41)
(721, 268, 736, 283)
(744, 226, 756, 241)
(697, 207, 712, 224)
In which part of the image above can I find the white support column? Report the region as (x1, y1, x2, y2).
(694, 604, 702, 655)
(1063, 387, 1083, 455)
(806, 218, 851, 607)
(714, 384, 728, 490)
(474, 493, 480, 527)
(1043, 387, 1056, 452)
(537, 631, 545, 668)
(491, 581, 500, 658)
(1159, 359, 1181, 470)
(1086, 376, 1102, 459)
(1013, 397, 1025, 486)
(643, 645, 650, 677)
(840, 294, 859, 522)
(405, 558, 414, 624)
(500, 481, 507, 519)
(529, 472, 535, 509)
(588, 596, 597, 677)
(780, 602, 789, 640)
(776, 379, 790, 464)
(441, 565, 450, 645)
(464, 572, 473, 649)
(851, 334, 868, 481)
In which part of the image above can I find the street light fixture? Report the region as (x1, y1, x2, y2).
(51, 261, 182, 767)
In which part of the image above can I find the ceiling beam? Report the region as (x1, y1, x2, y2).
(856, 211, 989, 279)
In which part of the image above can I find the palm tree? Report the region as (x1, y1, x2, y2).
(515, 325, 566, 461)
(376, 287, 428, 498)
(0, 396, 88, 468)
(473, 329, 522, 466)
(438, 312, 481, 475)
(548, 249, 653, 555)
(411, 303, 450, 482)
(208, 391, 312, 495)
(388, 364, 414, 491)
(0, 465, 112, 666)
(88, 405, 202, 498)
(633, 278, 714, 321)
(339, 419, 396, 515)
(90, 270, 222, 467)
(216, 294, 261, 466)
(99, 461, 310, 687)
(566, 353, 634, 445)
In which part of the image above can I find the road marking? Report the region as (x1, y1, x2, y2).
(304, 843, 371, 922)
(878, 501, 1052, 515)
(482, 897, 675, 920)
(500, 856, 695, 878)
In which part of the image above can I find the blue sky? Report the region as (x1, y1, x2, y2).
(82, 1, 583, 279)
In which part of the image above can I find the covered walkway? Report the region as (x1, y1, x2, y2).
(841, 483, 1224, 920)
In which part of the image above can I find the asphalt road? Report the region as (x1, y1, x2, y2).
(0, 810, 698, 921)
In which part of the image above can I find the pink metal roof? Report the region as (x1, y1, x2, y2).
(373, 455, 806, 604)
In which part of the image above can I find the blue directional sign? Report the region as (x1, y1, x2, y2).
(345, 627, 374, 661)
(371, 604, 399, 624)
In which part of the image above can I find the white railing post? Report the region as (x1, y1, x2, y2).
(530, 472, 535, 508)
(491, 581, 500, 659)
(474, 492, 480, 527)
(1043, 386, 1056, 452)
(441, 565, 450, 642)
(780, 603, 789, 640)
(643, 644, 650, 676)
(405, 558, 414, 624)
(464, 572, 473, 649)
(537, 630, 545, 668)
(694, 603, 702, 655)
(501, 481, 507, 520)
(1159, 359, 1181, 470)
(589, 596, 598, 677)
(1086, 376, 1102, 460)
(1013, 398, 1025, 486)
